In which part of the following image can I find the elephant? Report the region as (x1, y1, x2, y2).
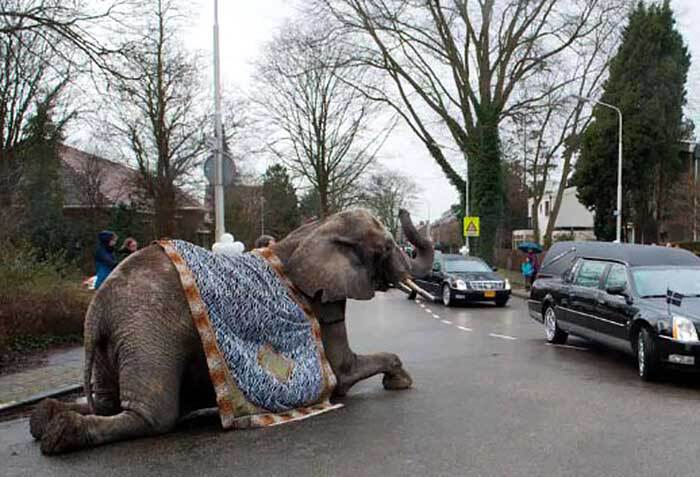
(29, 208, 433, 454)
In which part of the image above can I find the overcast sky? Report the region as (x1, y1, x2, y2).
(181, 0, 700, 223)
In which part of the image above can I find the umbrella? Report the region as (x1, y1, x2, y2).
(518, 241, 543, 253)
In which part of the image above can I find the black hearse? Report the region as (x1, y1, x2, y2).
(528, 241, 700, 380)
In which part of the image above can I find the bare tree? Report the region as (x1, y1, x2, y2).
(105, 0, 208, 237)
(254, 21, 392, 218)
(0, 16, 72, 203)
(360, 167, 419, 239)
(318, 0, 627, 260)
(1, 0, 136, 76)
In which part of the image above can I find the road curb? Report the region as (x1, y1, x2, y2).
(511, 289, 529, 300)
(0, 384, 82, 414)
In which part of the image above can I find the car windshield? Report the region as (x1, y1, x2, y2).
(444, 258, 491, 273)
(631, 267, 700, 297)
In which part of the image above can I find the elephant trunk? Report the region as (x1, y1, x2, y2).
(398, 208, 434, 279)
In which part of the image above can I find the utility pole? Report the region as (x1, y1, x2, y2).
(261, 195, 265, 235)
(212, 0, 225, 244)
(464, 161, 470, 255)
(572, 95, 623, 242)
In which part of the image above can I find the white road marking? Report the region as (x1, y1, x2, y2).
(441, 319, 453, 325)
(489, 333, 518, 341)
(431, 313, 440, 319)
(457, 326, 472, 332)
(545, 343, 589, 351)
(424, 308, 432, 314)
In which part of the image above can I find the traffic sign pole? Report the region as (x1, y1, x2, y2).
(213, 0, 225, 244)
(464, 161, 470, 255)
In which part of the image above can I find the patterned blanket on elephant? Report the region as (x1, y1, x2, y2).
(157, 240, 340, 429)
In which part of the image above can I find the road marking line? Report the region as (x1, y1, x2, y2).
(457, 326, 472, 332)
(489, 333, 517, 341)
(431, 313, 440, 319)
(423, 308, 432, 314)
(441, 319, 453, 325)
(545, 343, 589, 351)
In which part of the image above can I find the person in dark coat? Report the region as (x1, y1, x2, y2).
(94, 231, 118, 289)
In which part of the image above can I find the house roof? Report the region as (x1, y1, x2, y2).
(59, 144, 205, 210)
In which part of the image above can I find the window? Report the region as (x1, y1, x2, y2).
(632, 267, 700, 297)
(573, 260, 607, 288)
(605, 264, 628, 290)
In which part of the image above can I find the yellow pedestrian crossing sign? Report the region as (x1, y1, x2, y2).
(463, 216, 480, 237)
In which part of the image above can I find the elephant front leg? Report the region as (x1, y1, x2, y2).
(334, 352, 412, 397)
(315, 301, 412, 396)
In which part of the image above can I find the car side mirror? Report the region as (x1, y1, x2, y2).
(606, 284, 626, 296)
(607, 284, 633, 304)
(491, 266, 498, 272)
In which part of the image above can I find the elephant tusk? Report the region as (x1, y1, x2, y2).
(402, 278, 437, 302)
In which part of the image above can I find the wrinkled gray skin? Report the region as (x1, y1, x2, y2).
(30, 209, 433, 454)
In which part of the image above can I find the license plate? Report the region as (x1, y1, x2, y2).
(484, 291, 496, 298)
(455, 294, 465, 299)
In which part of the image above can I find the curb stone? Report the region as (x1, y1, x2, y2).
(511, 289, 529, 300)
(0, 384, 82, 414)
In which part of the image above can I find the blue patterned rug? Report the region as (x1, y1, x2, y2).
(158, 240, 339, 429)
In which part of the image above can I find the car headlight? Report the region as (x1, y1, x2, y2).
(504, 279, 511, 291)
(454, 279, 467, 291)
(672, 315, 699, 342)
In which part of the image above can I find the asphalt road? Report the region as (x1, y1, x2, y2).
(4, 291, 700, 476)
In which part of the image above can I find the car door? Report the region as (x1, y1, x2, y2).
(566, 259, 609, 336)
(596, 263, 634, 344)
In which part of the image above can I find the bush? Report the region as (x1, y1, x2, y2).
(0, 243, 91, 358)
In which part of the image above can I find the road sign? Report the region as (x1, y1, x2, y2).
(204, 153, 236, 186)
(463, 216, 480, 237)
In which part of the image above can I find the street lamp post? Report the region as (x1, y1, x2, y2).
(572, 95, 623, 242)
(212, 0, 226, 244)
(464, 162, 470, 255)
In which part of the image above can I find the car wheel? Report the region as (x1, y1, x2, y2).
(442, 284, 452, 307)
(495, 298, 508, 307)
(544, 306, 567, 344)
(636, 327, 660, 381)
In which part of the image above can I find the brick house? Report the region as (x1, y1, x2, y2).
(59, 144, 212, 254)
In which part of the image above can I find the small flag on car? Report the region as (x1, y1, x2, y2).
(666, 288, 684, 307)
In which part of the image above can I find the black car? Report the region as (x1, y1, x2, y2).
(528, 241, 700, 380)
(415, 251, 511, 307)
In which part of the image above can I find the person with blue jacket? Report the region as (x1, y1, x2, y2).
(521, 256, 535, 290)
(94, 230, 118, 289)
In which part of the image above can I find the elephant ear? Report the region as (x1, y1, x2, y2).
(285, 235, 374, 303)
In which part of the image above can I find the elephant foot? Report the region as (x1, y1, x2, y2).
(333, 378, 351, 397)
(382, 368, 413, 390)
(40, 411, 90, 455)
(30, 398, 63, 440)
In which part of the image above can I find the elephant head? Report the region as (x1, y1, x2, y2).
(272, 208, 433, 303)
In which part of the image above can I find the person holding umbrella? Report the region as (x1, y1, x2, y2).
(517, 241, 543, 289)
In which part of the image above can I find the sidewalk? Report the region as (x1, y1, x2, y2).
(0, 346, 83, 410)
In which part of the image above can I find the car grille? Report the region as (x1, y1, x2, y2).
(469, 280, 504, 291)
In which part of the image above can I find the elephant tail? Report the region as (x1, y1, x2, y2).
(83, 298, 101, 413)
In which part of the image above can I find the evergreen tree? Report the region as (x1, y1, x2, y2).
(574, 1, 690, 242)
(18, 97, 70, 257)
(299, 189, 321, 221)
(262, 165, 300, 240)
